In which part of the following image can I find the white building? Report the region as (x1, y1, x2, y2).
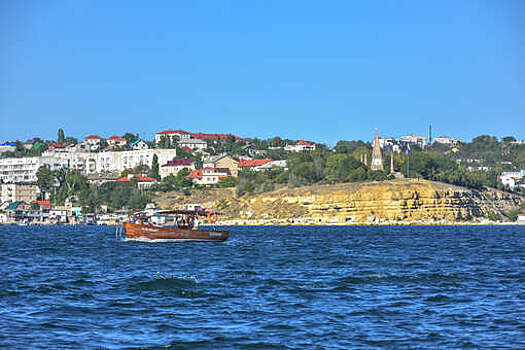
(107, 136, 127, 147)
(0, 156, 69, 183)
(159, 159, 195, 179)
(399, 135, 427, 149)
(187, 168, 231, 186)
(178, 138, 208, 151)
(284, 140, 316, 152)
(253, 160, 287, 172)
(131, 139, 149, 150)
(434, 136, 462, 146)
(0, 183, 39, 203)
(155, 130, 191, 144)
(31, 149, 178, 177)
(85, 135, 104, 151)
(378, 137, 401, 153)
(0, 142, 17, 153)
(518, 214, 525, 222)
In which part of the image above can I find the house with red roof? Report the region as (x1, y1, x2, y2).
(47, 143, 66, 152)
(189, 133, 244, 142)
(238, 158, 287, 172)
(284, 140, 316, 152)
(85, 135, 104, 151)
(107, 136, 127, 147)
(32, 200, 52, 211)
(155, 129, 245, 146)
(160, 158, 195, 179)
(116, 174, 157, 189)
(186, 167, 231, 186)
(154, 130, 191, 144)
(238, 158, 274, 169)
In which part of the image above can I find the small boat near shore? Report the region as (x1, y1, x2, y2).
(118, 204, 228, 242)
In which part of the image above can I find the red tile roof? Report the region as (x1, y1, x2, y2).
(32, 200, 51, 209)
(108, 136, 126, 141)
(186, 169, 203, 178)
(117, 174, 156, 182)
(238, 158, 274, 168)
(85, 135, 103, 140)
(186, 168, 231, 179)
(296, 140, 313, 146)
(180, 146, 193, 153)
(190, 133, 244, 141)
(157, 129, 189, 135)
(48, 143, 65, 150)
(162, 159, 194, 167)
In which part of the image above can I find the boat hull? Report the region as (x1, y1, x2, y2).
(123, 222, 229, 242)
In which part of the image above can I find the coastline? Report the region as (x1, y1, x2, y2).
(4, 221, 524, 227)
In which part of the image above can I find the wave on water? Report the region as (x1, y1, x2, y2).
(128, 274, 199, 293)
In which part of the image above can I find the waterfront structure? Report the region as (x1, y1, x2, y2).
(0, 183, 39, 203)
(371, 130, 384, 171)
(284, 140, 316, 152)
(160, 159, 195, 179)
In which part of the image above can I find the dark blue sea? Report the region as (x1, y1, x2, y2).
(1, 225, 524, 349)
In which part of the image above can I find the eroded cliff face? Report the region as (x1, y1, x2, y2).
(154, 180, 523, 224)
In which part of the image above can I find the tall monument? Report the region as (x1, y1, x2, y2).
(371, 129, 384, 171)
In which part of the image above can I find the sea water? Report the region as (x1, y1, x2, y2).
(1, 225, 524, 349)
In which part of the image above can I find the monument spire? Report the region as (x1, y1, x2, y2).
(371, 129, 384, 171)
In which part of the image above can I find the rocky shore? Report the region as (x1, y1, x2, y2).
(154, 179, 525, 226)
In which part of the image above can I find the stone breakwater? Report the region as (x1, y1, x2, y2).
(155, 179, 524, 225)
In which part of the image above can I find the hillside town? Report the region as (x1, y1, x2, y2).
(1, 127, 524, 225)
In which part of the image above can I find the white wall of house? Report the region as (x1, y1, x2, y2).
(0, 156, 68, 183)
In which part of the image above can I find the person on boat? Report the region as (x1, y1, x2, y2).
(193, 217, 200, 230)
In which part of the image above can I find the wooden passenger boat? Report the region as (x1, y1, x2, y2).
(123, 222, 229, 242)
(119, 205, 229, 242)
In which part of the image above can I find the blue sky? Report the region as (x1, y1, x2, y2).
(1, 0, 524, 145)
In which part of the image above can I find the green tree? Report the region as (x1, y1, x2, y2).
(36, 166, 55, 199)
(218, 176, 238, 188)
(158, 135, 171, 149)
(122, 133, 139, 145)
(149, 154, 160, 180)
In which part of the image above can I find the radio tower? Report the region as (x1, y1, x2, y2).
(429, 124, 432, 146)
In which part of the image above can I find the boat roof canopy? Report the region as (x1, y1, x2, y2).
(132, 209, 221, 217)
